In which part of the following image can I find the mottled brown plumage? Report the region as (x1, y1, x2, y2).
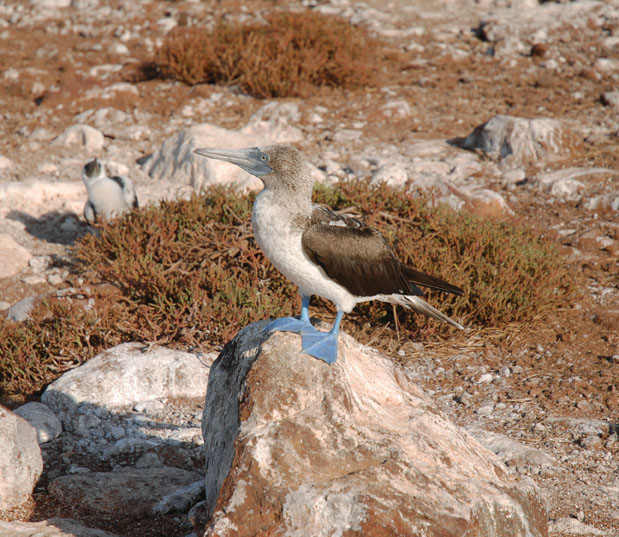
(302, 206, 463, 300)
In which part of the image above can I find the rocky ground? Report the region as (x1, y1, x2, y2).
(0, 0, 617, 536)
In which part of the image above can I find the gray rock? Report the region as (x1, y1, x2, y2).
(200, 323, 547, 536)
(548, 517, 607, 536)
(536, 168, 612, 201)
(152, 479, 204, 515)
(478, 1, 612, 56)
(13, 402, 62, 444)
(143, 103, 303, 190)
(42, 343, 215, 416)
(467, 427, 557, 470)
(462, 115, 583, 169)
(50, 124, 104, 152)
(0, 233, 31, 279)
(601, 91, 619, 109)
(48, 467, 201, 518)
(28, 255, 52, 273)
(371, 162, 408, 187)
(0, 518, 119, 537)
(6, 295, 38, 322)
(30, 0, 71, 7)
(584, 191, 619, 212)
(84, 83, 139, 100)
(0, 406, 44, 510)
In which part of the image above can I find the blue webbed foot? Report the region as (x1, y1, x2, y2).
(301, 331, 339, 364)
(265, 316, 317, 335)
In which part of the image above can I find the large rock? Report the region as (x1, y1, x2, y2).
(143, 102, 303, 190)
(467, 427, 557, 471)
(461, 115, 583, 169)
(48, 467, 201, 518)
(0, 233, 31, 279)
(0, 518, 119, 537)
(42, 343, 215, 416)
(0, 406, 44, 510)
(50, 124, 104, 151)
(535, 167, 613, 202)
(200, 322, 548, 537)
(14, 401, 63, 444)
(477, 1, 615, 56)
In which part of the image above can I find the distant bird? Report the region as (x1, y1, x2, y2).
(81, 158, 138, 224)
(194, 145, 464, 364)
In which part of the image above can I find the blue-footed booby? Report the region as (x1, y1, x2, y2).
(194, 145, 464, 364)
(81, 158, 138, 224)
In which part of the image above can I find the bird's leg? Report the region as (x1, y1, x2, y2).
(301, 311, 343, 365)
(265, 295, 317, 334)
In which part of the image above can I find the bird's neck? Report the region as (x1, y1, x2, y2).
(258, 184, 313, 222)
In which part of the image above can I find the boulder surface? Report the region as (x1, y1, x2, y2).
(200, 322, 548, 537)
(0, 406, 44, 510)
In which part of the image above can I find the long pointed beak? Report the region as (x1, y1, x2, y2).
(194, 147, 273, 177)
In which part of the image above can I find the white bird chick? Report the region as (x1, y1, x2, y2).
(81, 159, 139, 224)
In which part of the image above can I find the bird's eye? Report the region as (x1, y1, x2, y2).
(261, 155, 267, 161)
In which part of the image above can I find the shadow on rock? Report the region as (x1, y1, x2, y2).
(7, 210, 90, 245)
(1, 342, 218, 537)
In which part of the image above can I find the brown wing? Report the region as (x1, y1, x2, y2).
(303, 206, 464, 298)
(302, 207, 422, 298)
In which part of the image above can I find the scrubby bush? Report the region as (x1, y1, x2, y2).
(152, 11, 382, 98)
(0, 182, 573, 396)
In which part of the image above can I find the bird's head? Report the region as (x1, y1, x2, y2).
(194, 144, 313, 196)
(82, 158, 104, 184)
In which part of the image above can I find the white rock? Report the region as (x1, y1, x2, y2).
(332, 128, 362, 142)
(3, 67, 19, 81)
(536, 168, 611, 201)
(42, 343, 215, 415)
(29, 255, 51, 273)
(71, 0, 99, 7)
(601, 91, 619, 109)
(0, 406, 43, 510)
(0, 181, 84, 214)
(468, 427, 557, 470)
(31, 0, 71, 6)
(157, 17, 178, 34)
(584, 191, 619, 212)
(371, 162, 408, 187)
(0, 155, 14, 170)
(51, 124, 104, 151)
(13, 402, 63, 444)
(462, 115, 583, 169)
(75, 107, 130, 128)
(0, 234, 31, 279)
(109, 42, 129, 55)
(0, 518, 120, 537)
(549, 517, 607, 536)
(30, 127, 55, 141)
(594, 58, 619, 73)
(456, 185, 514, 216)
(144, 104, 303, 190)
(380, 99, 411, 118)
(84, 83, 139, 100)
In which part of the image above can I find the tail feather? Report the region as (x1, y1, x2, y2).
(402, 266, 464, 296)
(402, 295, 464, 330)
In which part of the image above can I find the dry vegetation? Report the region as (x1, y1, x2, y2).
(151, 11, 384, 98)
(0, 182, 573, 397)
